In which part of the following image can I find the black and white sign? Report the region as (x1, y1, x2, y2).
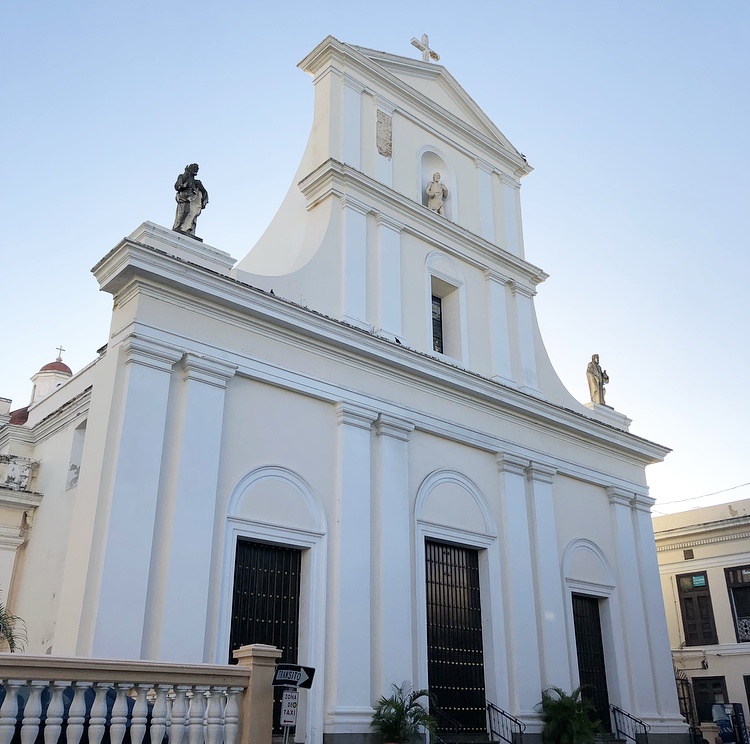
(280, 689, 299, 727)
(272, 663, 316, 689)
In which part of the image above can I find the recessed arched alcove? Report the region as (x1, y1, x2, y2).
(418, 147, 455, 220)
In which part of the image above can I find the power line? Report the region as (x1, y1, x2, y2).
(657, 481, 750, 507)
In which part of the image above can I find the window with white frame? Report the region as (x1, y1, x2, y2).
(426, 253, 466, 362)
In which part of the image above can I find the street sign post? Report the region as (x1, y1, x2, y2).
(280, 689, 299, 727)
(272, 663, 316, 689)
(273, 663, 316, 744)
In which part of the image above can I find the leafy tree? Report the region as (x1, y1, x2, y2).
(371, 683, 437, 744)
(537, 687, 603, 744)
(0, 596, 26, 652)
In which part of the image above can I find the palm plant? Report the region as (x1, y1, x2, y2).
(0, 595, 26, 652)
(537, 686, 603, 744)
(371, 683, 438, 744)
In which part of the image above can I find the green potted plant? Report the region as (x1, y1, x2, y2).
(537, 686, 603, 744)
(371, 682, 438, 744)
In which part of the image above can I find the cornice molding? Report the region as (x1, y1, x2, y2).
(0, 488, 43, 511)
(95, 240, 670, 470)
(508, 280, 536, 299)
(607, 486, 635, 508)
(335, 402, 378, 430)
(181, 354, 238, 389)
(31, 387, 92, 445)
(526, 462, 556, 485)
(375, 414, 415, 442)
(298, 159, 548, 288)
(122, 336, 183, 373)
(484, 268, 513, 286)
(496, 452, 529, 476)
(656, 531, 750, 552)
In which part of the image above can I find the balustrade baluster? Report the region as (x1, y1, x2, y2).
(44, 681, 70, 744)
(65, 682, 92, 744)
(0, 680, 24, 744)
(88, 684, 111, 744)
(169, 686, 189, 744)
(20, 680, 48, 744)
(205, 688, 224, 744)
(223, 688, 242, 744)
(109, 684, 131, 744)
(187, 686, 207, 744)
(150, 685, 170, 744)
(130, 684, 150, 744)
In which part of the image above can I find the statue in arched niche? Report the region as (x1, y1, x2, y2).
(426, 172, 448, 216)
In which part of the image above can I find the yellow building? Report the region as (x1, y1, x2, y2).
(654, 499, 750, 735)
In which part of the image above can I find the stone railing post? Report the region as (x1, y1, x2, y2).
(233, 644, 282, 744)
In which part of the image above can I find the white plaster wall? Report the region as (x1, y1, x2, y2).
(11, 420, 84, 653)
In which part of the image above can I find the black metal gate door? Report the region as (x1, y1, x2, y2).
(572, 594, 611, 732)
(229, 539, 301, 733)
(425, 540, 487, 733)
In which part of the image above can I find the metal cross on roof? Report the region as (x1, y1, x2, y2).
(56, 345, 65, 359)
(411, 34, 440, 63)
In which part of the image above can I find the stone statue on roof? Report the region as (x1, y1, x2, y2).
(173, 164, 208, 236)
(587, 353, 609, 405)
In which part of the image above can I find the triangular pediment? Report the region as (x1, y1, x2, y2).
(350, 45, 523, 160)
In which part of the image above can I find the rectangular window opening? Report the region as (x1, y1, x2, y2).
(432, 295, 444, 354)
(725, 566, 750, 642)
(693, 676, 728, 723)
(677, 571, 719, 646)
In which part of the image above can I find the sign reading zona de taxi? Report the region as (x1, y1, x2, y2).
(272, 663, 316, 689)
(280, 689, 299, 727)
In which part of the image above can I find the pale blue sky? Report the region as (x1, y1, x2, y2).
(2, 1, 748, 512)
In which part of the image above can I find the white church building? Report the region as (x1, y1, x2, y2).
(0, 37, 687, 744)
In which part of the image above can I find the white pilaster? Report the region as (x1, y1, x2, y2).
(484, 270, 514, 385)
(632, 495, 683, 719)
(0, 526, 24, 597)
(373, 414, 414, 696)
(525, 463, 571, 691)
(510, 282, 540, 395)
(91, 337, 182, 660)
(607, 487, 658, 717)
(148, 353, 237, 663)
(500, 174, 522, 257)
(339, 196, 370, 330)
(329, 402, 377, 732)
(496, 453, 541, 717)
(476, 159, 496, 242)
(341, 75, 363, 170)
(375, 214, 403, 342)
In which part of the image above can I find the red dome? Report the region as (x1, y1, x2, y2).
(39, 358, 72, 375)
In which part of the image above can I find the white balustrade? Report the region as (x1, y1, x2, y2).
(0, 650, 272, 744)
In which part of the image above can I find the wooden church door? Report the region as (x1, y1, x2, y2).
(425, 540, 487, 733)
(572, 594, 611, 732)
(229, 539, 302, 732)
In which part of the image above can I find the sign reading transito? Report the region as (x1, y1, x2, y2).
(272, 663, 316, 689)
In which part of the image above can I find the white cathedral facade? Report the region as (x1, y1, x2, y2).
(0, 37, 687, 744)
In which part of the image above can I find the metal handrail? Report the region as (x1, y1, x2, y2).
(610, 704, 650, 744)
(487, 700, 526, 744)
(431, 704, 462, 742)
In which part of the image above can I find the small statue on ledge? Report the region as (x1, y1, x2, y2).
(426, 172, 448, 216)
(586, 353, 609, 405)
(173, 163, 208, 236)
